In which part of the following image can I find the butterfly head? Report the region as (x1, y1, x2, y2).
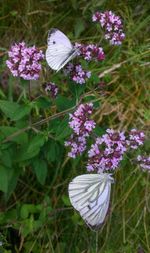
(99, 172, 114, 183)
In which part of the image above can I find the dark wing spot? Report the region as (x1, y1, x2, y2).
(53, 41, 56, 44)
(87, 205, 91, 210)
(48, 28, 58, 37)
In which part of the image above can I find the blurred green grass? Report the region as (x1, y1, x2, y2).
(0, 0, 150, 252)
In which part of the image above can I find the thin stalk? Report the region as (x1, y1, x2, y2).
(28, 80, 32, 125)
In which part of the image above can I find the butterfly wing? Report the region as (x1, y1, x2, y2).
(68, 173, 114, 230)
(46, 28, 77, 72)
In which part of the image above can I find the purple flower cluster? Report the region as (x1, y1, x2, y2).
(68, 103, 96, 137)
(75, 43, 105, 62)
(137, 155, 150, 172)
(64, 105, 147, 170)
(127, 129, 145, 149)
(64, 63, 91, 84)
(65, 135, 87, 158)
(6, 42, 44, 80)
(44, 82, 58, 98)
(65, 103, 96, 158)
(92, 11, 125, 45)
(87, 129, 127, 172)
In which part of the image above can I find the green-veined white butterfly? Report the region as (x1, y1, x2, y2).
(46, 28, 78, 72)
(68, 173, 114, 230)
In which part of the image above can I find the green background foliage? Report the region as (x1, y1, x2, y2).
(0, 0, 149, 252)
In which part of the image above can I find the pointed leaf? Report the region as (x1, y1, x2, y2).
(33, 159, 47, 185)
(0, 100, 31, 121)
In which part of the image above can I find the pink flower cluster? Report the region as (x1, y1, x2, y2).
(65, 135, 87, 158)
(75, 43, 105, 61)
(137, 155, 150, 172)
(127, 129, 145, 149)
(64, 103, 146, 171)
(87, 129, 126, 172)
(86, 128, 145, 172)
(92, 11, 125, 45)
(6, 42, 44, 80)
(69, 103, 96, 137)
(44, 82, 58, 98)
(64, 63, 91, 84)
(65, 103, 96, 158)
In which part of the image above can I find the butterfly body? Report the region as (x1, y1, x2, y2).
(46, 28, 78, 72)
(68, 173, 114, 230)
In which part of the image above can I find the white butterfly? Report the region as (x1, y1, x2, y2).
(68, 173, 114, 230)
(46, 28, 78, 72)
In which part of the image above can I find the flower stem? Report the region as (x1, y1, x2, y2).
(28, 80, 32, 125)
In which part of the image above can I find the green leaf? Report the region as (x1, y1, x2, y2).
(69, 82, 85, 98)
(20, 205, 29, 219)
(71, 212, 82, 225)
(55, 95, 75, 111)
(21, 216, 34, 237)
(17, 134, 46, 161)
(62, 195, 71, 206)
(6, 166, 21, 200)
(4, 209, 17, 223)
(0, 100, 31, 121)
(35, 96, 52, 109)
(0, 166, 9, 193)
(27, 135, 45, 154)
(0, 88, 6, 98)
(0, 150, 12, 168)
(0, 126, 28, 144)
(33, 159, 47, 185)
(74, 18, 85, 38)
(55, 117, 72, 140)
(44, 140, 61, 162)
(20, 204, 38, 219)
(0, 163, 21, 197)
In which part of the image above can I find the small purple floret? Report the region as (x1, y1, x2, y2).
(65, 135, 87, 158)
(87, 129, 127, 172)
(64, 63, 91, 84)
(137, 155, 150, 172)
(75, 43, 105, 62)
(65, 103, 95, 158)
(44, 82, 58, 98)
(127, 129, 145, 149)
